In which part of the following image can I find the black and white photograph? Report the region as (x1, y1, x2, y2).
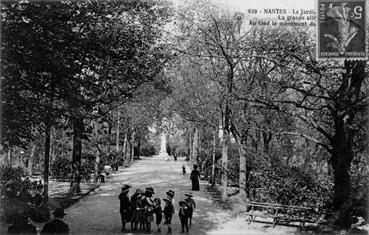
(0, 0, 368, 234)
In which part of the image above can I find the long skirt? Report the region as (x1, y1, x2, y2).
(191, 178, 200, 191)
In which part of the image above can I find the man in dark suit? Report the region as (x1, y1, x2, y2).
(41, 207, 69, 234)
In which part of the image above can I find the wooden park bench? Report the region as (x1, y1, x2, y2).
(245, 201, 330, 227)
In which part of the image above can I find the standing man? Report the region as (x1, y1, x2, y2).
(41, 208, 69, 234)
(119, 184, 132, 232)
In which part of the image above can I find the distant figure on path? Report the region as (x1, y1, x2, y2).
(182, 165, 186, 175)
(190, 165, 200, 191)
(119, 185, 131, 232)
(41, 208, 69, 235)
(174, 153, 177, 161)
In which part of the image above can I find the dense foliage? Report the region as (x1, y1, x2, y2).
(249, 166, 333, 209)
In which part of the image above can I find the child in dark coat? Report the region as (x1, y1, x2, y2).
(118, 185, 131, 232)
(178, 201, 190, 233)
(163, 197, 174, 233)
(153, 198, 162, 232)
(184, 193, 196, 227)
(144, 187, 155, 233)
(130, 189, 146, 231)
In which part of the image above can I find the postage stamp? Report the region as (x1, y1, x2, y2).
(317, 0, 367, 60)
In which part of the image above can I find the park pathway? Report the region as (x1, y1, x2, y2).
(64, 156, 300, 235)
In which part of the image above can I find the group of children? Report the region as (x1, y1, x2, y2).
(119, 185, 196, 233)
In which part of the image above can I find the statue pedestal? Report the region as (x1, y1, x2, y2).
(159, 133, 169, 159)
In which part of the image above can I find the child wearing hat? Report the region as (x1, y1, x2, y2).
(144, 187, 155, 232)
(166, 189, 175, 205)
(184, 193, 196, 227)
(178, 201, 190, 233)
(119, 185, 131, 232)
(153, 198, 162, 232)
(130, 189, 145, 231)
(163, 196, 174, 233)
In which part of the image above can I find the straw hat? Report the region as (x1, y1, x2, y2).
(121, 184, 131, 193)
(166, 190, 174, 198)
(145, 187, 155, 195)
(163, 197, 172, 203)
(184, 192, 193, 198)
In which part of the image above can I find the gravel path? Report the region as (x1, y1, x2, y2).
(64, 156, 301, 235)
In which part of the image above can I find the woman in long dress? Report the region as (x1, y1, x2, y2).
(190, 165, 200, 191)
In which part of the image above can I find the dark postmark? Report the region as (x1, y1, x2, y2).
(317, 0, 367, 60)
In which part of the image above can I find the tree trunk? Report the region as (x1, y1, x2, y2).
(235, 129, 248, 201)
(221, 130, 229, 200)
(94, 149, 101, 183)
(192, 127, 199, 165)
(71, 117, 84, 194)
(28, 144, 36, 176)
(137, 136, 141, 159)
(130, 127, 135, 163)
(43, 123, 51, 200)
(122, 131, 128, 166)
(188, 128, 192, 159)
(211, 127, 217, 185)
(262, 131, 272, 153)
(6, 148, 11, 167)
(221, 110, 231, 200)
(116, 110, 120, 154)
(107, 124, 112, 157)
(330, 61, 365, 228)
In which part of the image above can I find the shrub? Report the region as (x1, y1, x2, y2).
(0, 168, 50, 223)
(249, 165, 333, 210)
(80, 153, 97, 181)
(0, 166, 26, 185)
(50, 158, 71, 181)
(140, 145, 157, 156)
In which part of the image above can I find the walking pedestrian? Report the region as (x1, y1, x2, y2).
(41, 208, 69, 235)
(178, 201, 190, 233)
(118, 184, 131, 232)
(182, 165, 186, 175)
(153, 198, 162, 232)
(184, 193, 196, 227)
(163, 197, 174, 234)
(190, 165, 201, 191)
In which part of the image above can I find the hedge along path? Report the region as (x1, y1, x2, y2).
(63, 156, 301, 234)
